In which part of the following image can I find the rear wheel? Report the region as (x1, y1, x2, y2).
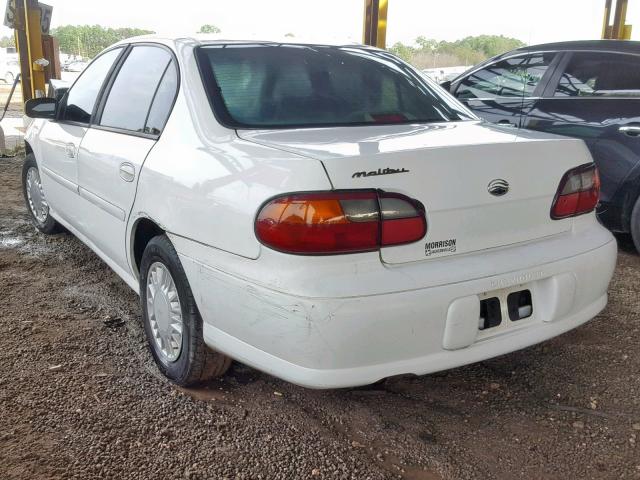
(631, 196, 640, 253)
(22, 154, 62, 234)
(140, 234, 231, 385)
(4, 72, 14, 84)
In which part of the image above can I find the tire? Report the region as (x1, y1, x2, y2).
(631, 195, 640, 254)
(4, 72, 14, 84)
(140, 234, 231, 385)
(22, 153, 62, 234)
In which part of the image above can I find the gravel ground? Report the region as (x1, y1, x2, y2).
(1, 155, 639, 480)
(0, 83, 24, 118)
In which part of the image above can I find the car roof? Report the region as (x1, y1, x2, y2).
(513, 39, 640, 54)
(122, 34, 370, 49)
(446, 39, 640, 85)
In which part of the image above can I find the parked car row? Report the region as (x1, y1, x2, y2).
(421, 65, 470, 84)
(0, 57, 88, 86)
(0, 58, 20, 84)
(442, 40, 640, 252)
(22, 36, 617, 389)
(62, 60, 89, 73)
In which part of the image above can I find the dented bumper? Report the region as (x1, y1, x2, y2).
(174, 222, 617, 389)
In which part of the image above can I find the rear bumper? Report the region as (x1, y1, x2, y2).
(176, 225, 617, 389)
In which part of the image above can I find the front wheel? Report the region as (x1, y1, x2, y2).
(631, 196, 640, 253)
(22, 154, 62, 234)
(140, 234, 231, 385)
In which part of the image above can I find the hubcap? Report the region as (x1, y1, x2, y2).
(26, 167, 49, 224)
(146, 262, 183, 363)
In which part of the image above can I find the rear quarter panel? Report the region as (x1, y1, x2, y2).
(130, 87, 332, 262)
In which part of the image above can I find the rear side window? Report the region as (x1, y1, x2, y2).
(100, 46, 175, 133)
(144, 62, 178, 135)
(196, 44, 473, 128)
(456, 53, 554, 100)
(554, 52, 640, 97)
(61, 47, 122, 124)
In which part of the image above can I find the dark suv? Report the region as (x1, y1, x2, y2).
(442, 40, 640, 251)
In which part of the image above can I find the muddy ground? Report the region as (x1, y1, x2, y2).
(1, 155, 639, 480)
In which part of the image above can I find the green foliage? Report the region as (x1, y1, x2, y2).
(452, 35, 526, 59)
(388, 35, 526, 69)
(0, 35, 15, 49)
(198, 24, 221, 34)
(388, 42, 416, 62)
(51, 25, 155, 58)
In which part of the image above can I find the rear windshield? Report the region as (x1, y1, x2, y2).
(196, 44, 473, 129)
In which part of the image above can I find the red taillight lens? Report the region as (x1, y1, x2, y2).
(551, 163, 600, 220)
(378, 193, 427, 246)
(255, 190, 427, 254)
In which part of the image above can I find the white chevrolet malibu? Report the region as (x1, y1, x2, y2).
(23, 36, 617, 388)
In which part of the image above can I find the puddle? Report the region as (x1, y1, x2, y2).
(0, 226, 29, 249)
(0, 236, 24, 248)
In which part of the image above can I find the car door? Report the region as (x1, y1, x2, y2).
(451, 52, 559, 127)
(523, 50, 640, 230)
(76, 44, 179, 272)
(37, 47, 124, 226)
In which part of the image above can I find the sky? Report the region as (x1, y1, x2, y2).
(1, 0, 639, 45)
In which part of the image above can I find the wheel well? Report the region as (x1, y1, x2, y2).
(617, 174, 640, 233)
(24, 141, 33, 156)
(132, 218, 164, 274)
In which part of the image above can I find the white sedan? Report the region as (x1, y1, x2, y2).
(23, 36, 617, 388)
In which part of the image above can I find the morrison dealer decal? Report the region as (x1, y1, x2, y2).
(425, 238, 457, 256)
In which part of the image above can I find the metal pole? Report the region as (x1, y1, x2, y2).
(612, 0, 628, 39)
(363, 0, 388, 49)
(22, 0, 35, 98)
(14, 0, 46, 101)
(603, 0, 632, 39)
(602, 0, 613, 38)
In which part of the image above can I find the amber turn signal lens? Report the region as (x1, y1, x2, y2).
(256, 190, 426, 255)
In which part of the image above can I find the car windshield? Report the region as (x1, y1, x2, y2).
(196, 44, 474, 129)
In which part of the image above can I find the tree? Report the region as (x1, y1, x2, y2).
(387, 34, 525, 69)
(198, 24, 221, 34)
(415, 36, 438, 51)
(0, 35, 15, 49)
(51, 25, 155, 58)
(388, 42, 415, 63)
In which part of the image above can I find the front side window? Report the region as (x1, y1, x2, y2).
(196, 44, 472, 128)
(100, 46, 175, 133)
(554, 52, 640, 97)
(456, 53, 554, 100)
(61, 47, 123, 124)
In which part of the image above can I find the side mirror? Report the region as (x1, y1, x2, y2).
(25, 98, 58, 119)
(440, 80, 452, 92)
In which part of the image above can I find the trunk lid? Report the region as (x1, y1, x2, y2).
(238, 121, 591, 264)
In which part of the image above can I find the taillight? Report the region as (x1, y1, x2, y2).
(551, 163, 600, 220)
(255, 190, 427, 254)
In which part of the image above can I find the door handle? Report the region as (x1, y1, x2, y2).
(64, 143, 77, 158)
(619, 125, 640, 137)
(119, 163, 136, 182)
(497, 119, 516, 127)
